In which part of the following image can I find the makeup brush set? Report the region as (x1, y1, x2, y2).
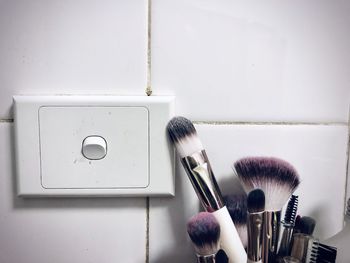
(167, 116, 338, 263)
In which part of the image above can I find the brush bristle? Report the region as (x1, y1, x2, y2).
(306, 240, 319, 263)
(307, 240, 337, 263)
(223, 194, 248, 248)
(187, 212, 220, 256)
(233, 157, 300, 211)
(346, 198, 350, 218)
(167, 116, 203, 158)
(284, 195, 298, 224)
(247, 189, 265, 213)
(299, 216, 316, 236)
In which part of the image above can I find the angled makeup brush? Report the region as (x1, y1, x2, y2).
(168, 117, 247, 263)
(233, 157, 300, 263)
(278, 195, 299, 257)
(247, 189, 265, 263)
(187, 212, 221, 263)
(223, 194, 248, 248)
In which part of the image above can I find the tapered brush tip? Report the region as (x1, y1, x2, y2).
(247, 189, 265, 213)
(167, 116, 203, 158)
(187, 212, 220, 256)
(233, 156, 300, 211)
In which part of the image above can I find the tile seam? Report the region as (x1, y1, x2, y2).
(193, 121, 348, 126)
(0, 119, 14, 123)
(145, 197, 150, 263)
(343, 107, 350, 224)
(145, 0, 152, 96)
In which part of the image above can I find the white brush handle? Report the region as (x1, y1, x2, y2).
(213, 207, 247, 263)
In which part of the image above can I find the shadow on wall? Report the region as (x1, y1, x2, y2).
(9, 125, 146, 211)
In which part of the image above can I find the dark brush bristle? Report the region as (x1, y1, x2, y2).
(284, 195, 298, 224)
(167, 116, 197, 144)
(223, 194, 247, 225)
(233, 157, 300, 210)
(187, 212, 220, 256)
(294, 215, 302, 233)
(308, 241, 337, 263)
(307, 241, 319, 263)
(247, 189, 265, 213)
(347, 198, 350, 218)
(215, 249, 229, 263)
(223, 194, 248, 248)
(300, 216, 316, 236)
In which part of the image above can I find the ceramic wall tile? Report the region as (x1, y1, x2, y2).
(0, 0, 148, 119)
(152, 0, 350, 122)
(0, 123, 146, 263)
(149, 123, 348, 262)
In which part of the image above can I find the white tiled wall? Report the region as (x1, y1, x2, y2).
(0, 0, 148, 119)
(0, 1, 349, 263)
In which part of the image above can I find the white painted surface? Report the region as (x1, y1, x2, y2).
(0, 124, 147, 263)
(152, 0, 350, 122)
(14, 96, 175, 196)
(0, 0, 349, 262)
(0, 0, 148, 119)
(149, 124, 348, 262)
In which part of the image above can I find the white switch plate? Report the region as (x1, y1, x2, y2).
(13, 96, 175, 197)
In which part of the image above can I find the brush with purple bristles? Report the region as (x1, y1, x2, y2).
(167, 116, 247, 263)
(187, 212, 221, 263)
(233, 157, 300, 263)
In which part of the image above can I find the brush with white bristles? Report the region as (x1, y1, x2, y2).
(233, 157, 300, 263)
(167, 116, 247, 263)
(187, 212, 221, 263)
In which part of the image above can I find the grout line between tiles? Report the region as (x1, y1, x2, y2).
(343, 108, 350, 224)
(145, 197, 150, 263)
(145, 0, 152, 96)
(193, 121, 348, 126)
(0, 119, 14, 123)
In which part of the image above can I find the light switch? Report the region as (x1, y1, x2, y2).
(82, 136, 107, 160)
(39, 106, 149, 189)
(13, 96, 175, 197)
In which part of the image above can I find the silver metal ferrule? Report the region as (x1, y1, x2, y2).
(181, 150, 224, 212)
(196, 254, 216, 263)
(247, 212, 264, 262)
(262, 210, 281, 263)
(278, 221, 294, 257)
(290, 233, 312, 262)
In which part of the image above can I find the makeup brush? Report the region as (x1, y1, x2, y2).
(247, 189, 265, 263)
(299, 217, 316, 236)
(233, 157, 300, 263)
(168, 117, 247, 263)
(187, 212, 221, 263)
(278, 195, 299, 257)
(306, 239, 337, 263)
(223, 194, 248, 248)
